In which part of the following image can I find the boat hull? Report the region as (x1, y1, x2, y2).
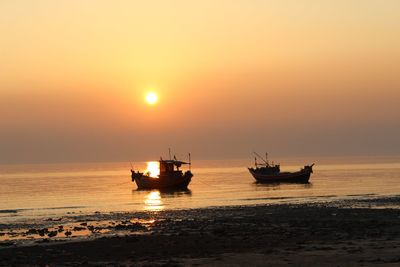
(248, 168, 312, 183)
(132, 171, 193, 190)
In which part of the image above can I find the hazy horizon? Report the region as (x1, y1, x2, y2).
(1, 0, 399, 164)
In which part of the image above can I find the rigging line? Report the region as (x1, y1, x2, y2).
(193, 178, 225, 189)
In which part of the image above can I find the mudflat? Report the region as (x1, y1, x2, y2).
(1, 197, 400, 266)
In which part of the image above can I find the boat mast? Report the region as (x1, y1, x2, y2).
(253, 152, 269, 166)
(189, 153, 191, 171)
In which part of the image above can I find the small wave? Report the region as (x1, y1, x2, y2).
(346, 193, 376, 197)
(0, 206, 86, 214)
(40, 206, 86, 211)
(240, 196, 296, 201)
(309, 195, 338, 198)
(0, 209, 24, 214)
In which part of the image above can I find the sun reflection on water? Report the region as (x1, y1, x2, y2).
(145, 161, 160, 178)
(144, 190, 164, 211)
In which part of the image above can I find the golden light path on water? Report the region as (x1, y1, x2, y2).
(144, 191, 164, 211)
(143, 161, 163, 211)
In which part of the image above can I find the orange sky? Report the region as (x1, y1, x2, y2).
(0, 0, 399, 163)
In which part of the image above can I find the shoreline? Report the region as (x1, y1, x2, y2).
(1, 194, 399, 239)
(1, 196, 400, 266)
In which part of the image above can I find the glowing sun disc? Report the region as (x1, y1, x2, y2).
(145, 92, 158, 105)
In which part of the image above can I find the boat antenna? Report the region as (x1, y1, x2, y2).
(253, 151, 268, 165)
(168, 148, 172, 160)
(266, 152, 269, 165)
(254, 157, 257, 167)
(130, 161, 134, 170)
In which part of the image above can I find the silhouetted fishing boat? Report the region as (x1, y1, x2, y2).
(131, 153, 193, 190)
(248, 152, 314, 183)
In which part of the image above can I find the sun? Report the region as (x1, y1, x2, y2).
(145, 92, 158, 105)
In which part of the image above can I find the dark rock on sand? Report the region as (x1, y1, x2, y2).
(37, 228, 49, 237)
(113, 222, 147, 231)
(73, 226, 86, 231)
(47, 231, 58, 238)
(26, 229, 38, 235)
(64, 230, 72, 237)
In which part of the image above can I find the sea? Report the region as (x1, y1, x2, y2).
(1, 156, 400, 227)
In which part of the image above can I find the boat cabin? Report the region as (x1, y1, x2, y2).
(159, 159, 190, 174)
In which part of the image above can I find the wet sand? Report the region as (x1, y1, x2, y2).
(1, 197, 400, 266)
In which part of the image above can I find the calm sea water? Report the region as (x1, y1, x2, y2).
(1, 157, 400, 224)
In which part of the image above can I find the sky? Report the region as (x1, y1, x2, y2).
(1, 0, 399, 163)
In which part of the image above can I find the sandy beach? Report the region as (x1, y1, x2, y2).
(1, 196, 400, 266)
